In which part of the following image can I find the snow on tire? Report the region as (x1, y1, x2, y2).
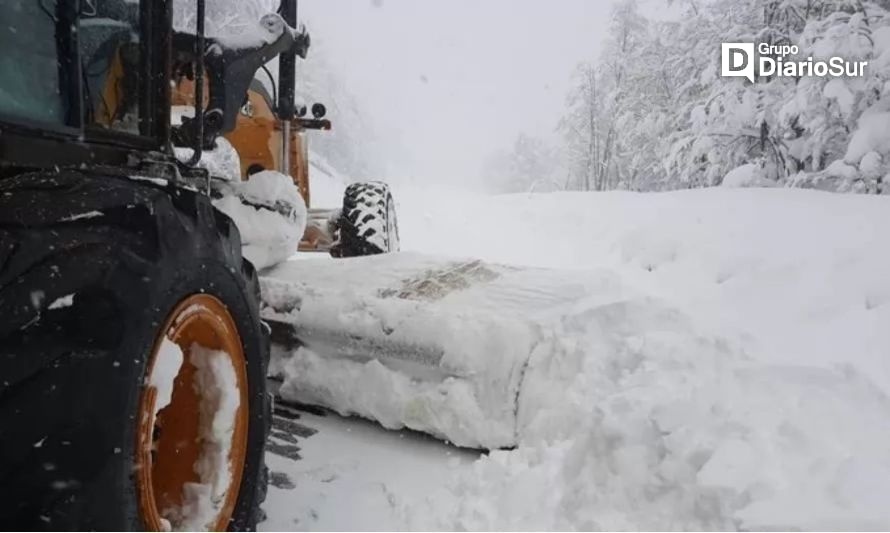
(335, 181, 400, 257)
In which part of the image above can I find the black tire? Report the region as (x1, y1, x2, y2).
(333, 181, 400, 257)
(0, 171, 270, 531)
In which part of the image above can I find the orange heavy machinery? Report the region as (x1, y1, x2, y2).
(0, 1, 398, 528)
(174, 68, 400, 257)
(0, 0, 313, 528)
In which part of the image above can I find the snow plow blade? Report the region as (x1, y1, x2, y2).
(260, 252, 627, 449)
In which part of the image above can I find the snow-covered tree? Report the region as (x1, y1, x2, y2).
(560, 64, 602, 191)
(560, 0, 890, 193)
(482, 134, 560, 193)
(561, 1, 657, 191)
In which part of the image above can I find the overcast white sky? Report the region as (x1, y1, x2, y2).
(297, 0, 674, 185)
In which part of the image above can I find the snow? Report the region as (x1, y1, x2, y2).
(175, 344, 242, 532)
(171, 105, 240, 182)
(874, 26, 890, 69)
(149, 337, 183, 418)
(238, 170, 301, 209)
(129, 175, 169, 187)
(398, 187, 890, 530)
(720, 163, 772, 188)
(264, 256, 630, 448)
(60, 211, 103, 222)
(307, 152, 348, 208)
(261, 411, 480, 531)
(172, 0, 287, 50)
(212, 170, 307, 271)
(29, 290, 44, 309)
(211, 14, 295, 53)
(823, 78, 855, 116)
(845, 110, 890, 164)
(78, 17, 130, 30)
(147, 340, 241, 531)
(171, 129, 241, 183)
(277, 348, 510, 448)
(398, 187, 890, 387)
(860, 151, 884, 177)
(47, 293, 75, 310)
(262, 185, 890, 530)
(409, 305, 890, 530)
(824, 158, 860, 180)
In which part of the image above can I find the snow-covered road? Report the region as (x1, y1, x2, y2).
(261, 399, 480, 531)
(261, 185, 890, 530)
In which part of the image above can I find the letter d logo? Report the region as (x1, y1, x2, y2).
(721, 43, 755, 83)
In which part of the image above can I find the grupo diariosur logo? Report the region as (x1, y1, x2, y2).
(721, 43, 868, 83)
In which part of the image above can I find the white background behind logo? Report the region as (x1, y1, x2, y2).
(722, 43, 755, 83)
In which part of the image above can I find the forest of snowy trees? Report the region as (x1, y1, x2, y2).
(497, 0, 890, 194)
(174, 0, 889, 194)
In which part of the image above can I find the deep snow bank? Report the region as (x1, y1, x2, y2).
(398, 186, 890, 392)
(404, 296, 890, 530)
(393, 186, 890, 530)
(264, 185, 890, 529)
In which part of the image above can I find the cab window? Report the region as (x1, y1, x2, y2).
(78, 0, 143, 134)
(0, 1, 69, 126)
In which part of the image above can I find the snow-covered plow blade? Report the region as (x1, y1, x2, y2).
(260, 253, 626, 448)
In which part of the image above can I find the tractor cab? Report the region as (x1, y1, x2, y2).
(0, 0, 309, 187)
(0, 0, 169, 173)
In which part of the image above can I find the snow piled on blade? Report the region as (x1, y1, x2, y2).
(278, 347, 508, 447)
(263, 254, 633, 448)
(213, 170, 307, 271)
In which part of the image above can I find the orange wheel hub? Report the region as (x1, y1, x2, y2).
(136, 294, 249, 531)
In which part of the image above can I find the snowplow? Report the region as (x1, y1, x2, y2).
(222, 80, 401, 258)
(0, 0, 316, 529)
(173, 56, 400, 259)
(0, 0, 530, 529)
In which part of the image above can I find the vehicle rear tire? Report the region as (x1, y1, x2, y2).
(332, 181, 400, 257)
(0, 171, 270, 531)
